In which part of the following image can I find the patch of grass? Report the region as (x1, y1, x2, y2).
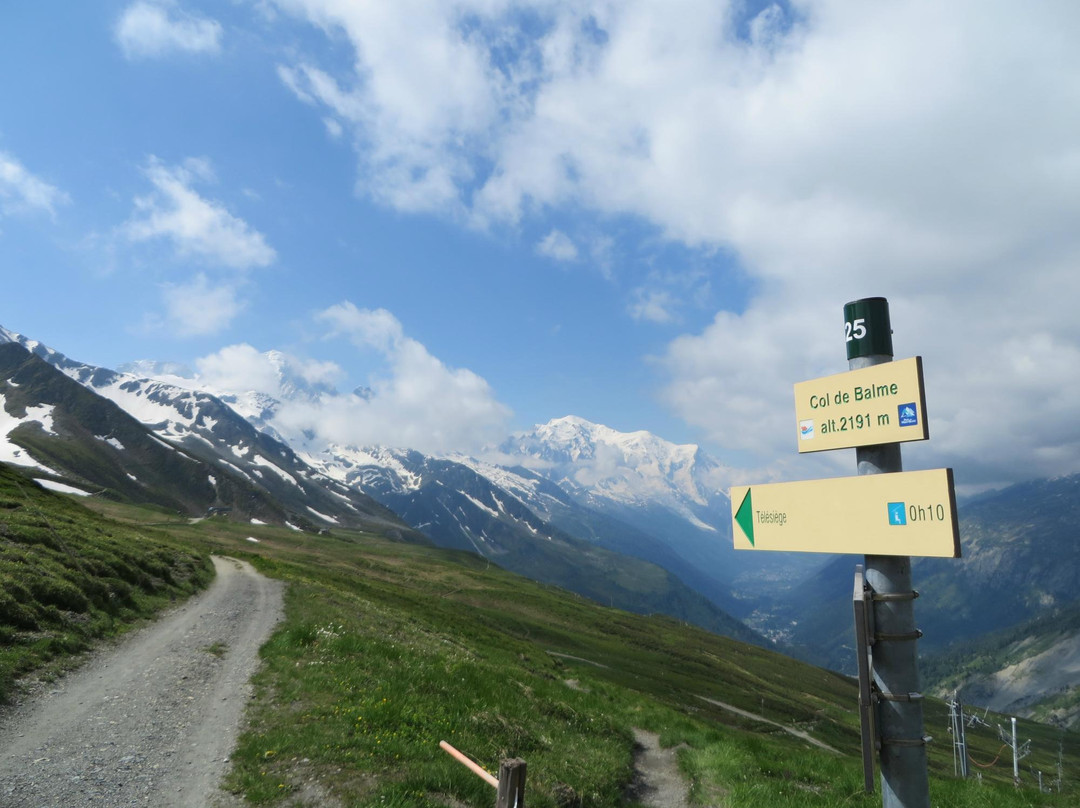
(0, 465, 212, 701)
(63, 496, 1080, 807)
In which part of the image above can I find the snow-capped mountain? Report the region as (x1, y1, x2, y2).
(283, 441, 761, 642)
(501, 415, 731, 525)
(188, 365, 755, 612)
(113, 346, 799, 615)
(0, 327, 411, 535)
(0, 325, 761, 643)
(493, 416, 809, 600)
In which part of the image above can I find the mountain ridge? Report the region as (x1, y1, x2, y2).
(0, 325, 761, 645)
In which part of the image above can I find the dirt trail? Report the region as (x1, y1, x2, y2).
(696, 696, 842, 755)
(627, 729, 690, 808)
(0, 556, 283, 808)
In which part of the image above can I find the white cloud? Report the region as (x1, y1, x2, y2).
(195, 344, 282, 393)
(272, 0, 516, 215)
(628, 287, 676, 324)
(182, 303, 510, 454)
(323, 117, 344, 139)
(115, 1, 222, 59)
(160, 274, 244, 336)
(270, 0, 1080, 487)
(536, 229, 578, 261)
(0, 151, 69, 217)
(124, 157, 276, 269)
(317, 303, 404, 353)
(273, 302, 507, 454)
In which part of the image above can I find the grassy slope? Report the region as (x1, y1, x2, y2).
(0, 464, 212, 701)
(79, 499, 1079, 808)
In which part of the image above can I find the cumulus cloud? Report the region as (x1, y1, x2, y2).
(270, 0, 1080, 488)
(183, 303, 511, 455)
(536, 229, 578, 262)
(159, 274, 244, 337)
(300, 302, 512, 453)
(124, 156, 276, 269)
(0, 151, 69, 217)
(628, 287, 676, 324)
(115, 1, 222, 59)
(317, 302, 404, 352)
(193, 344, 284, 393)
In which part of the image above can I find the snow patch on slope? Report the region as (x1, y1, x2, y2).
(36, 478, 93, 496)
(0, 394, 60, 471)
(95, 435, 125, 451)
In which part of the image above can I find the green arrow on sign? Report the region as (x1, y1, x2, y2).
(734, 488, 754, 546)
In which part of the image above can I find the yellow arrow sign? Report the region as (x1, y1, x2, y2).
(794, 357, 928, 453)
(731, 468, 960, 558)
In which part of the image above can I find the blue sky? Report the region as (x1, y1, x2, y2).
(3, 1, 1080, 493)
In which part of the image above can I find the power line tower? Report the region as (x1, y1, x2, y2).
(997, 717, 1031, 786)
(946, 694, 970, 778)
(1056, 734, 1064, 793)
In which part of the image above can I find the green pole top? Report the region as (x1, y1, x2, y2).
(843, 297, 893, 359)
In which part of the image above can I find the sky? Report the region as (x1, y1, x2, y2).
(2, 0, 1079, 495)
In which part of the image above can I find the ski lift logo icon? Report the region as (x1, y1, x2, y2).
(898, 403, 918, 427)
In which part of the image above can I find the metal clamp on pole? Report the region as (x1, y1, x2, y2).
(881, 735, 933, 748)
(872, 590, 919, 603)
(875, 629, 923, 642)
(877, 691, 924, 703)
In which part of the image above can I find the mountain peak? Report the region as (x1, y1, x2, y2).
(502, 416, 725, 514)
(528, 415, 701, 463)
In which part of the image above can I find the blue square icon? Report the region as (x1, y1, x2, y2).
(898, 403, 918, 427)
(888, 502, 907, 525)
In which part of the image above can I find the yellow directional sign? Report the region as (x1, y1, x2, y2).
(794, 357, 928, 453)
(730, 468, 960, 558)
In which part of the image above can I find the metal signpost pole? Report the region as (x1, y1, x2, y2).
(845, 298, 930, 808)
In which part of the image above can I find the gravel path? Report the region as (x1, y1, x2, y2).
(627, 729, 690, 808)
(0, 556, 284, 808)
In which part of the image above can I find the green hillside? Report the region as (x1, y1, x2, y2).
(0, 464, 211, 701)
(4, 476, 1077, 806)
(86, 497, 1079, 808)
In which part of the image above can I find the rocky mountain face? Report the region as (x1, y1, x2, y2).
(2, 341, 222, 515)
(922, 601, 1080, 729)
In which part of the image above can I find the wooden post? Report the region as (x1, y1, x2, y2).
(496, 759, 526, 808)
